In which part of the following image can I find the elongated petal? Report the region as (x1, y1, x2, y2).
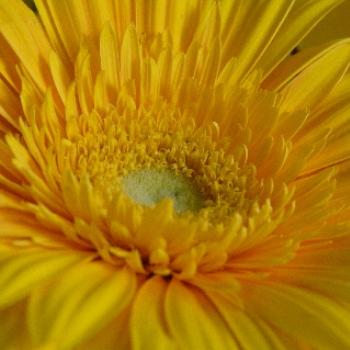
(0, 77, 21, 131)
(0, 0, 51, 90)
(221, 0, 294, 83)
(263, 40, 350, 91)
(0, 247, 85, 308)
(77, 309, 131, 350)
(205, 294, 287, 350)
(28, 262, 137, 350)
(301, 0, 350, 48)
(297, 75, 350, 172)
(279, 41, 350, 113)
(260, 0, 345, 78)
(165, 279, 238, 350)
(246, 282, 350, 349)
(0, 35, 20, 91)
(274, 267, 350, 304)
(35, 0, 85, 62)
(130, 277, 177, 350)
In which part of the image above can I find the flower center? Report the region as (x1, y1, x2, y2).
(68, 109, 261, 224)
(122, 168, 204, 214)
(61, 107, 287, 276)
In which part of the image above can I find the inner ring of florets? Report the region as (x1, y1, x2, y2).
(68, 109, 259, 223)
(58, 108, 287, 277)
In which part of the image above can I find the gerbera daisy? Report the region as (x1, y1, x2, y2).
(1, 0, 350, 349)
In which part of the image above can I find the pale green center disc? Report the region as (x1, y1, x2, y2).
(122, 169, 204, 214)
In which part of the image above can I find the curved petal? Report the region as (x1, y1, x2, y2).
(28, 262, 137, 350)
(0, 76, 21, 131)
(77, 308, 131, 350)
(34, 0, 91, 60)
(260, 0, 345, 79)
(263, 39, 350, 91)
(0, 0, 51, 90)
(297, 75, 350, 172)
(0, 34, 20, 91)
(164, 279, 238, 349)
(130, 276, 177, 350)
(35, 0, 202, 59)
(274, 268, 350, 304)
(302, 82, 350, 168)
(205, 294, 287, 350)
(278, 40, 350, 113)
(316, 73, 350, 114)
(0, 247, 85, 309)
(301, 0, 350, 48)
(220, 0, 295, 83)
(245, 282, 350, 349)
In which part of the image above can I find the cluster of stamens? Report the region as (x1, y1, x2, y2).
(67, 107, 260, 224)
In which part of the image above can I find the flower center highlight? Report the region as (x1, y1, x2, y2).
(122, 168, 204, 213)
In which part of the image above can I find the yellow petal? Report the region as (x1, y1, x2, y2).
(166, 0, 201, 51)
(298, 75, 350, 172)
(0, 247, 85, 308)
(206, 294, 286, 350)
(191, 272, 241, 296)
(130, 277, 177, 350)
(28, 262, 137, 350)
(304, 129, 350, 174)
(221, 0, 294, 83)
(0, 300, 31, 350)
(263, 39, 350, 91)
(279, 40, 350, 112)
(0, 77, 21, 131)
(0, 0, 51, 90)
(0, 35, 20, 91)
(246, 282, 350, 349)
(273, 267, 350, 304)
(48, 50, 71, 103)
(317, 73, 350, 114)
(120, 25, 141, 87)
(77, 309, 131, 350)
(100, 23, 120, 101)
(165, 279, 238, 349)
(35, 0, 84, 61)
(260, 0, 345, 78)
(301, 0, 350, 48)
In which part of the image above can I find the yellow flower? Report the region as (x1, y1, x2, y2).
(1, 0, 350, 349)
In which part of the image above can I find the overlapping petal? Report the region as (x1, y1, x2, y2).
(28, 262, 137, 349)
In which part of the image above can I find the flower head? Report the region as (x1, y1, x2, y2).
(1, 0, 350, 349)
